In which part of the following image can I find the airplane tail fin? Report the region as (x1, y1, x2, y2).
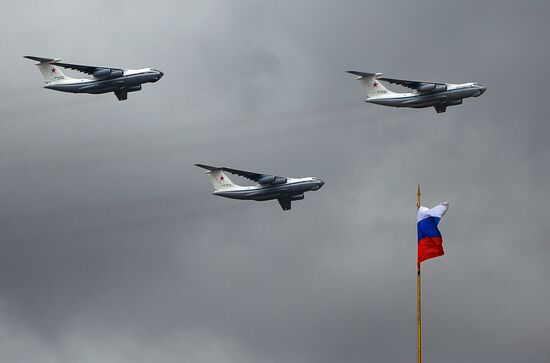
(347, 71, 391, 99)
(195, 164, 238, 191)
(24, 56, 73, 84)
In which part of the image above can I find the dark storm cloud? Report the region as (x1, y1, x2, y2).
(0, 0, 549, 362)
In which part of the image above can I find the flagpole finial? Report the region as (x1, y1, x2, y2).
(417, 183, 421, 209)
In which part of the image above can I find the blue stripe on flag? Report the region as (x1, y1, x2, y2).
(417, 216, 441, 242)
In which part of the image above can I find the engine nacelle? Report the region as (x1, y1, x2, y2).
(271, 177, 287, 185)
(418, 84, 436, 92)
(257, 175, 276, 184)
(111, 69, 124, 78)
(93, 69, 110, 78)
(126, 85, 142, 93)
(93, 69, 124, 79)
(289, 194, 304, 201)
(418, 84, 447, 93)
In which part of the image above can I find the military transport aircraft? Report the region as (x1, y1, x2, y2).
(24, 56, 163, 101)
(347, 71, 485, 113)
(195, 164, 324, 211)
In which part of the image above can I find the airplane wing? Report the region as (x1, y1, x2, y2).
(220, 167, 268, 182)
(50, 62, 123, 76)
(24, 56, 123, 76)
(195, 164, 285, 185)
(378, 76, 447, 92)
(345, 70, 447, 92)
(222, 167, 289, 185)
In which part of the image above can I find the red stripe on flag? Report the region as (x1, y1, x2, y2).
(418, 236, 444, 267)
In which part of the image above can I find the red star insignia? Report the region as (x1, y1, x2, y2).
(51, 67, 56, 73)
(219, 176, 225, 181)
(372, 82, 377, 87)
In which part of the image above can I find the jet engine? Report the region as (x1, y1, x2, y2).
(257, 175, 276, 184)
(271, 177, 287, 185)
(432, 85, 447, 92)
(289, 194, 305, 201)
(418, 84, 435, 92)
(418, 84, 447, 93)
(126, 85, 142, 93)
(93, 69, 124, 79)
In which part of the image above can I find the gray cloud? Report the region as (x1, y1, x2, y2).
(0, 0, 549, 362)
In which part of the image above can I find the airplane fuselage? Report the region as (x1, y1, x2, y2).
(44, 68, 163, 94)
(367, 83, 486, 109)
(213, 177, 324, 201)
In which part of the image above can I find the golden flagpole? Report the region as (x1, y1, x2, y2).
(417, 183, 422, 363)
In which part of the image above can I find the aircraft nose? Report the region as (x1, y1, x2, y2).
(157, 71, 164, 79)
(473, 85, 486, 97)
(311, 179, 324, 191)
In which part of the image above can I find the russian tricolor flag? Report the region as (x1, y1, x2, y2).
(417, 203, 449, 268)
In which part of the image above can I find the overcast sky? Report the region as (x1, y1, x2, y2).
(0, 1, 549, 362)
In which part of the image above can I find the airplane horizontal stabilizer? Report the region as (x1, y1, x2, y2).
(24, 56, 61, 64)
(195, 164, 237, 191)
(346, 71, 383, 79)
(194, 163, 221, 171)
(25, 56, 72, 84)
(347, 71, 391, 98)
